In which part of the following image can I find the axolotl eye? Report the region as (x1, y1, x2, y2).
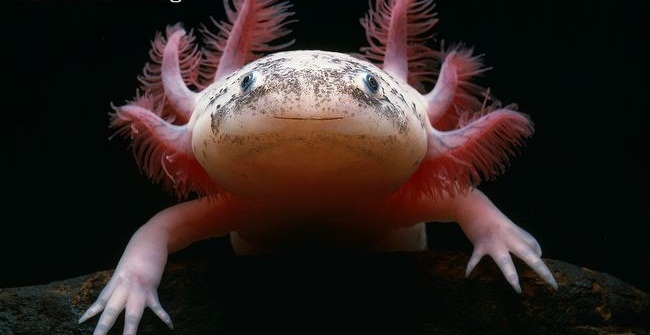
(362, 73, 381, 95)
(240, 72, 256, 92)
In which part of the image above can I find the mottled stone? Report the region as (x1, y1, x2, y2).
(1, 251, 647, 335)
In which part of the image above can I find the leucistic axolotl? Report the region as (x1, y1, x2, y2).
(79, 0, 558, 333)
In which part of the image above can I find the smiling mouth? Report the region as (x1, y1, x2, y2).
(273, 116, 345, 121)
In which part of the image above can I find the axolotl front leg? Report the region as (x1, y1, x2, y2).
(452, 190, 558, 292)
(398, 189, 558, 293)
(78, 198, 237, 335)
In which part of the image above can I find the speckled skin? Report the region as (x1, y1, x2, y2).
(79, 1, 558, 334)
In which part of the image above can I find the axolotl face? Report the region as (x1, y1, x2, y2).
(191, 51, 428, 202)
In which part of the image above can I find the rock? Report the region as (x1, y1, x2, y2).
(1, 251, 647, 335)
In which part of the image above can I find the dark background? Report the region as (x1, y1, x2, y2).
(8, 0, 648, 293)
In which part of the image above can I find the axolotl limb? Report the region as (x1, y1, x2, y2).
(79, 0, 558, 334)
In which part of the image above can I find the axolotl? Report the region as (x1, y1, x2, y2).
(79, 0, 558, 333)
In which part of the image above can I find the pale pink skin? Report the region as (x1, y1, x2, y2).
(79, 0, 558, 334)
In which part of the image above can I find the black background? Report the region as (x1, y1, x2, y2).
(8, 0, 648, 293)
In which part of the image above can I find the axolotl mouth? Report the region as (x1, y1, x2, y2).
(190, 50, 428, 201)
(272, 116, 345, 121)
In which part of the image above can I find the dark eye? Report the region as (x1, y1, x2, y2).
(240, 72, 255, 91)
(363, 73, 380, 94)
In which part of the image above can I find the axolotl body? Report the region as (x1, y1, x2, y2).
(80, 0, 558, 333)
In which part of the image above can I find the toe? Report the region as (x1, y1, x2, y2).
(465, 248, 485, 277)
(147, 291, 174, 330)
(123, 294, 146, 335)
(93, 286, 128, 335)
(494, 254, 521, 293)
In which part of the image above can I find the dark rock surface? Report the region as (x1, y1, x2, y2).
(1, 251, 648, 335)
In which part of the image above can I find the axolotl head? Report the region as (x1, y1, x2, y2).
(191, 51, 428, 201)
